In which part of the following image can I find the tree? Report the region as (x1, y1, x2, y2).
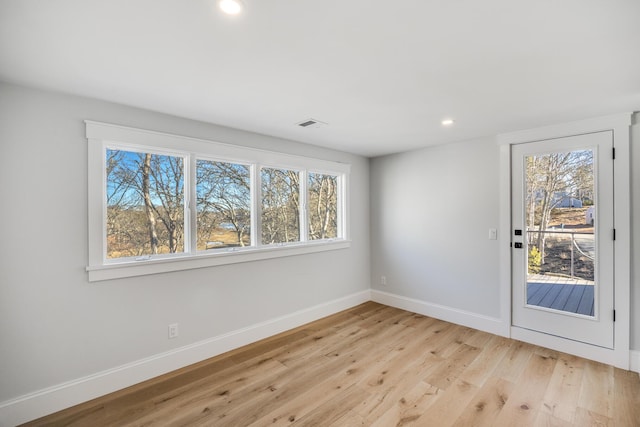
(573, 162, 594, 205)
(106, 150, 140, 256)
(525, 150, 593, 263)
(142, 153, 160, 254)
(261, 168, 300, 244)
(308, 173, 338, 240)
(106, 149, 184, 258)
(196, 160, 251, 248)
(141, 153, 184, 254)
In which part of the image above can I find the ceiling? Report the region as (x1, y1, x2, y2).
(1, 0, 639, 157)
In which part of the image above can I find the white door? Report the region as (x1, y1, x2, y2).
(511, 131, 614, 348)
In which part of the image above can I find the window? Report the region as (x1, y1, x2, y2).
(196, 159, 251, 250)
(308, 172, 339, 240)
(106, 149, 186, 259)
(86, 121, 350, 281)
(261, 167, 300, 244)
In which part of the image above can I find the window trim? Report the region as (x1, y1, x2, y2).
(86, 121, 351, 282)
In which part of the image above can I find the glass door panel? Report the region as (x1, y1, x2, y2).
(524, 150, 596, 317)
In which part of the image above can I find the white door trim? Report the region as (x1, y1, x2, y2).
(497, 113, 631, 369)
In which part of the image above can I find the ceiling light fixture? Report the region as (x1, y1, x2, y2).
(219, 0, 243, 15)
(441, 119, 455, 126)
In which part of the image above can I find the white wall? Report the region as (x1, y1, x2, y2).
(0, 83, 370, 411)
(631, 114, 640, 351)
(370, 127, 640, 359)
(370, 137, 501, 319)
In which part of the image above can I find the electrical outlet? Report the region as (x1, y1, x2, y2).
(381, 276, 387, 286)
(168, 323, 179, 339)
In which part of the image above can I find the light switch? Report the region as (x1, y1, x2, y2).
(489, 228, 498, 240)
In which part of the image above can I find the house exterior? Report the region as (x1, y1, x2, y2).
(586, 206, 595, 225)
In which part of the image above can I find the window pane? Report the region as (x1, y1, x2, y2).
(308, 173, 338, 240)
(196, 160, 251, 250)
(261, 168, 300, 244)
(106, 149, 184, 259)
(525, 149, 595, 316)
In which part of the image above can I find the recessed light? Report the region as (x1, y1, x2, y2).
(441, 119, 455, 126)
(219, 0, 243, 15)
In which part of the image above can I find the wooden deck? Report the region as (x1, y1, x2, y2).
(527, 282, 594, 316)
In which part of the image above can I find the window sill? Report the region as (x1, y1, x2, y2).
(86, 240, 351, 282)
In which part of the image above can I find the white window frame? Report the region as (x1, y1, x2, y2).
(86, 121, 351, 282)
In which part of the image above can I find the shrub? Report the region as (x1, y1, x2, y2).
(528, 246, 541, 274)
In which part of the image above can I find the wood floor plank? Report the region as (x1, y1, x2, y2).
(459, 328, 494, 348)
(417, 378, 480, 427)
(540, 353, 585, 423)
(123, 357, 290, 426)
(354, 339, 445, 422)
(451, 376, 515, 427)
(369, 380, 443, 427)
(226, 330, 310, 365)
(459, 335, 512, 387)
(213, 348, 366, 424)
(410, 321, 461, 359)
(573, 407, 613, 426)
(423, 342, 481, 390)
(299, 302, 384, 335)
(211, 312, 423, 426)
(247, 316, 429, 426)
(24, 302, 640, 427)
(329, 409, 367, 427)
(493, 339, 536, 383)
(292, 383, 369, 427)
(245, 362, 366, 426)
(613, 368, 640, 427)
(492, 352, 558, 426)
(577, 359, 615, 419)
(533, 411, 574, 427)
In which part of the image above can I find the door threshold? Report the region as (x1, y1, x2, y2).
(511, 326, 627, 369)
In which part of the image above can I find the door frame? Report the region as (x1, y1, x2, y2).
(497, 113, 631, 369)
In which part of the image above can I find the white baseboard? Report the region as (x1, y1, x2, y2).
(370, 290, 506, 337)
(0, 290, 371, 427)
(631, 350, 640, 374)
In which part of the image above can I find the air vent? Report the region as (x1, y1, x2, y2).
(296, 118, 327, 129)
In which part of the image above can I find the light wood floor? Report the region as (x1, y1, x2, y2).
(25, 302, 640, 426)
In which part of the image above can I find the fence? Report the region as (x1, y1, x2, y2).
(526, 229, 594, 280)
